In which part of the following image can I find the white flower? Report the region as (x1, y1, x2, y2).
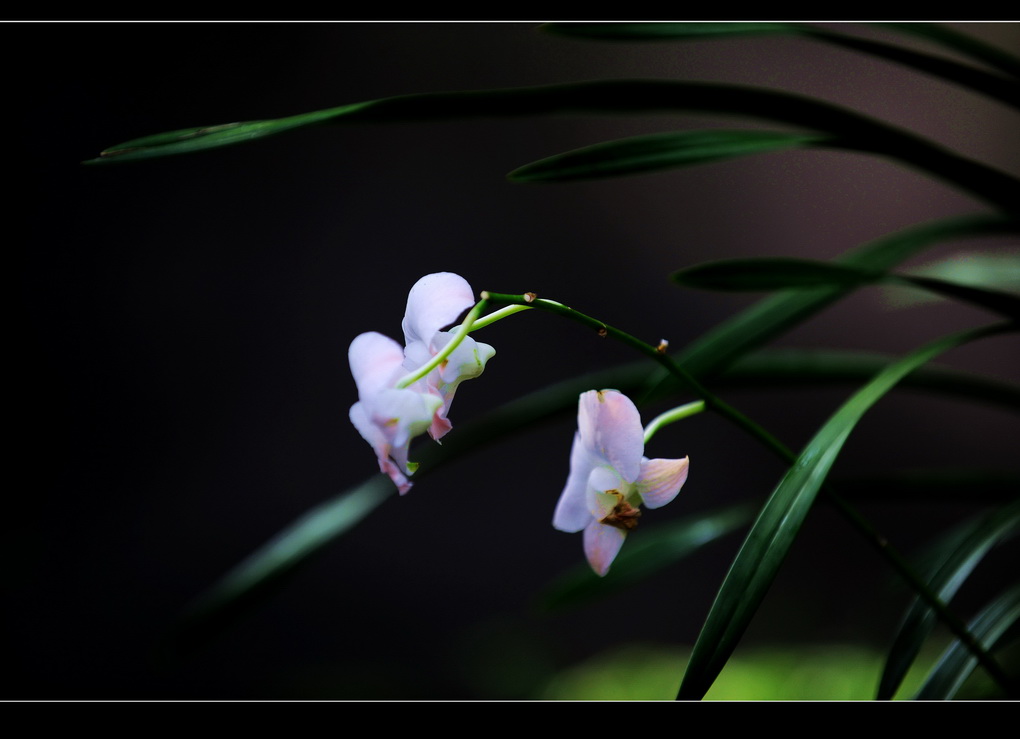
(349, 273, 495, 493)
(553, 389, 689, 575)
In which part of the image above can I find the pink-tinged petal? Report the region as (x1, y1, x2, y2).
(349, 401, 412, 494)
(423, 333, 496, 441)
(427, 395, 453, 442)
(583, 519, 627, 576)
(553, 433, 596, 533)
(349, 332, 406, 399)
(636, 456, 690, 509)
(579, 390, 644, 483)
(401, 272, 475, 347)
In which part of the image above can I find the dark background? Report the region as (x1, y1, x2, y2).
(9, 21, 1020, 699)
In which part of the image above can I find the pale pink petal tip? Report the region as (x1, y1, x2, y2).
(583, 520, 627, 577)
(637, 456, 690, 509)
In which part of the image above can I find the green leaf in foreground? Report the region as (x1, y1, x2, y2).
(671, 257, 1020, 319)
(171, 475, 394, 649)
(538, 504, 754, 610)
(506, 130, 830, 182)
(878, 499, 1020, 699)
(915, 583, 1020, 699)
(676, 321, 1016, 700)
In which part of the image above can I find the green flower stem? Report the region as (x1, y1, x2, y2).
(481, 291, 791, 462)
(643, 400, 707, 444)
(394, 297, 490, 389)
(481, 289, 1009, 694)
(469, 303, 534, 331)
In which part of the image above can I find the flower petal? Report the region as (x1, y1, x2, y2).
(349, 401, 412, 494)
(578, 389, 644, 483)
(553, 433, 596, 533)
(370, 388, 442, 448)
(401, 272, 476, 348)
(431, 331, 496, 385)
(636, 456, 690, 509)
(422, 332, 496, 441)
(348, 332, 406, 400)
(583, 519, 627, 576)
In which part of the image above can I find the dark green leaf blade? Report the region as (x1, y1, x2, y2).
(915, 583, 1020, 699)
(544, 23, 1020, 110)
(86, 81, 1020, 213)
(539, 504, 754, 610)
(674, 258, 875, 291)
(877, 23, 1020, 79)
(676, 322, 1015, 700)
(507, 131, 829, 182)
(172, 475, 394, 649)
(672, 257, 1020, 318)
(717, 348, 1020, 413)
(878, 500, 1020, 699)
(640, 215, 1020, 396)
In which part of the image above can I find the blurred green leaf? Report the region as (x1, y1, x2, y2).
(507, 130, 830, 182)
(543, 22, 1020, 110)
(878, 500, 1020, 699)
(640, 215, 1020, 399)
(671, 257, 1020, 318)
(878, 22, 1020, 79)
(887, 251, 1020, 309)
(173, 475, 394, 647)
(538, 504, 754, 610)
(676, 321, 1016, 700)
(915, 583, 1020, 699)
(87, 81, 1020, 212)
(718, 349, 1020, 413)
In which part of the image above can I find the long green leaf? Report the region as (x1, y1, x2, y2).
(878, 23, 1020, 80)
(172, 475, 394, 649)
(915, 583, 1020, 699)
(544, 22, 1020, 109)
(542, 23, 1020, 110)
(640, 215, 1020, 399)
(538, 504, 754, 611)
(671, 257, 1020, 319)
(87, 81, 1020, 213)
(507, 130, 830, 182)
(676, 321, 1015, 700)
(878, 500, 1020, 699)
(717, 348, 1020, 413)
